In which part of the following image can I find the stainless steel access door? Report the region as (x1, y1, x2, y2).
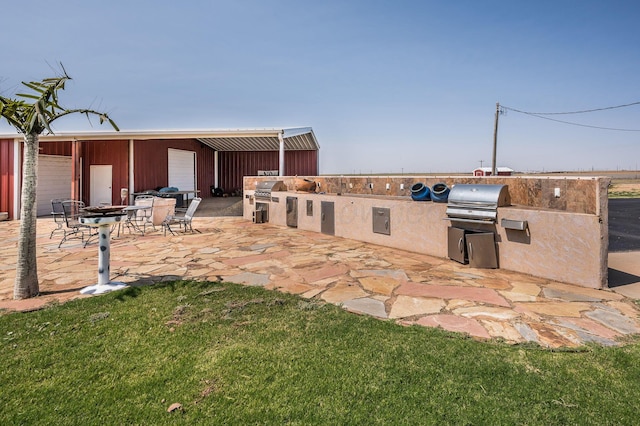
(286, 197, 298, 227)
(372, 207, 391, 235)
(254, 202, 269, 223)
(466, 232, 498, 268)
(448, 227, 467, 264)
(321, 201, 335, 235)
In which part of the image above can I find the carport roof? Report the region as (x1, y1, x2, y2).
(198, 127, 319, 151)
(1, 127, 319, 151)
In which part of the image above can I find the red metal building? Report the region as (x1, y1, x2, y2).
(0, 128, 319, 220)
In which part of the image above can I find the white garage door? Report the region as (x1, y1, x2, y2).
(37, 155, 72, 217)
(168, 148, 196, 191)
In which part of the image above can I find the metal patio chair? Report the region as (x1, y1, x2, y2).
(58, 200, 98, 248)
(126, 195, 154, 234)
(50, 199, 66, 239)
(162, 197, 202, 236)
(136, 195, 156, 234)
(120, 195, 155, 236)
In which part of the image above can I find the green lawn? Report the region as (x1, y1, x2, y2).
(2, 281, 640, 425)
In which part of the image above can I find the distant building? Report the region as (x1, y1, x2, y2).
(473, 167, 514, 176)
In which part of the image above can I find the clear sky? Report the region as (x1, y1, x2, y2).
(1, 0, 639, 174)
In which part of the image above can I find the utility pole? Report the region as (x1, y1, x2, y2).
(479, 160, 484, 168)
(492, 102, 500, 176)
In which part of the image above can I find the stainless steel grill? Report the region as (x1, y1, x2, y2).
(446, 184, 510, 223)
(254, 180, 287, 199)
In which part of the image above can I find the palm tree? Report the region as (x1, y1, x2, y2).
(0, 65, 118, 299)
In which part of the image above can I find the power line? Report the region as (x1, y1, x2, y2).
(491, 100, 640, 176)
(501, 104, 640, 132)
(502, 101, 640, 115)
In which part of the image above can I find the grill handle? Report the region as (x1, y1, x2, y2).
(458, 238, 464, 254)
(443, 218, 496, 224)
(468, 242, 474, 261)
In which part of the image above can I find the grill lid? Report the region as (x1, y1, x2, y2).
(255, 180, 286, 191)
(446, 184, 510, 223)
(254, 180, 287, 198)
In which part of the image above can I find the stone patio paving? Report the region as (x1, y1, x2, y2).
(1, 216, 640, 348)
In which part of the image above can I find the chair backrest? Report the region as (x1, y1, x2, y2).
(51, 199, 65, 214)
(51, 199, 66, 224)
(134, 195, 155, 220)
(61, 200, 85, 227)
(184, 197, 202, 220)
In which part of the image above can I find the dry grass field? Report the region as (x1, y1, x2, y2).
(609, 182, 640, 198)
(607, 172, 640, 198)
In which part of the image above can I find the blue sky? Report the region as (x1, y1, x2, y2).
(1, 0, 639, 174)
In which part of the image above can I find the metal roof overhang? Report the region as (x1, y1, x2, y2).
(197, 127, 319, 151)
(1, 127, 320, 152)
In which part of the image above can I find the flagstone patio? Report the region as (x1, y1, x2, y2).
(1, 215, 639, 348)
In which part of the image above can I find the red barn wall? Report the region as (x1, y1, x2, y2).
(80, 140, 129, 205)
(134, 139, 216, 198)
(39, 141, 72, 156)
(218, 151, 278, 194)
(0, 139, 14, 218)
(218, 150, 318, 194)
(284, 150, 318, 176)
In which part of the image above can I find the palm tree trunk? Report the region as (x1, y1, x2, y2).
(14, 133, 39, 299)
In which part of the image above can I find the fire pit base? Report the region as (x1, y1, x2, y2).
(80, 282, 127, 295)
(79, 213, 127, 295)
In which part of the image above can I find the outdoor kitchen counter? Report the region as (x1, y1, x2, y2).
(244, 190, 607, 288)
(247, 190, 449, 258)
(493, 204, 607, 289)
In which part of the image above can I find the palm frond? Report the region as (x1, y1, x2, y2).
(49, 108, 119, 131)
(0, 67, 117, 135)
(15, 93, 42, 101)
(20, 81, 47, 94)
(106, 117, 120, 131)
